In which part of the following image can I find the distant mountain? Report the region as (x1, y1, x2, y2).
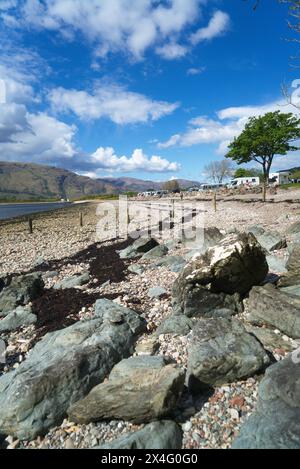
(0, 162, 200, 201)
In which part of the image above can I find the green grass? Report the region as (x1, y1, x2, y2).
(280, 183, 300, 190)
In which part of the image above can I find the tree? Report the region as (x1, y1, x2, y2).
(234, 167, 263, 180)
(204, 159, 234, 184)
(226, 111, 300, 201)
(163, 179, 180, 192)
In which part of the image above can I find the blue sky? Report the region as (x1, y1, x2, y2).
(0, 0, 299, 182)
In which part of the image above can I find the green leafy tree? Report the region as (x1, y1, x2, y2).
(226, 111, 300, 200)
(234, 167, 263, 179)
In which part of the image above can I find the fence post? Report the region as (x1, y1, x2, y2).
(28, 218, 33, 234)
(79, 212, 83, 227)
(213, 193, 217, 212)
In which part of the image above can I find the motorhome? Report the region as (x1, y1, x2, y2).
(269, 172, 291, 185)
(229, 177, 260, 188)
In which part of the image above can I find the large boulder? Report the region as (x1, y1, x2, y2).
(0, 300, 146, 440)
(68, 356, 185, 425)
(119, 238, 159, 260)
(173, 233, 268, 318)
(233, 356, 300, 449)
(0, 306, 37, 332)
(187, 318, 270, 391)
(246, 284, 300, 339)
(98, 421, 183, 450)
(0, 273, 44, 315)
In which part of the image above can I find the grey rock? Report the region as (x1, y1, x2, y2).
(154, 256, 186, 273)
(187, 318, 270, 390)
(148, 287, 167, 299)
(247, 224, 266, 237)
(142, 244, 169, 260)
(247, 284, 300, 339)
(43, 271, 59, 279)
(157, 315, 195, 336)
(119, 238, 159, 260)
(135, 336, 160, 356)
(233, 356, 300, 449)
(267, 255, 287, 274)
(68, 356, 185, 425)
(98, 421, 182, 450)
(54, 272, 90, 290)
(245, 325, 295, 353)
(279, 284, 300, 297)
(254, 230, 287, 252)
(128, 264, 145, 275)
(286, 244, 300, 273)
(0, 300, 146, 440)
(173, 233, 267, 318)
(0, 273, 44, 315)
(0, 306, 37, 332)
(287, 220, 300, 235)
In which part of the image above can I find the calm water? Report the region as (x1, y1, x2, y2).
(0, 202, 71, 221)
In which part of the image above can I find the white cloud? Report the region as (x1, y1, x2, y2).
(91, 147, 180, 172)
(158, 98, 300, 156)
(156, 42, 188, 60)
(191, 10, 230, 45)
(4, 1, 230, 61)
(187, 67, 206, 76)
(49, 84, 179, 124)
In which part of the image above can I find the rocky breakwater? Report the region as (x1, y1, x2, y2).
(0, 299, 146, 440)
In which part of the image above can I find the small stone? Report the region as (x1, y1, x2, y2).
(229, 408, 240, 421)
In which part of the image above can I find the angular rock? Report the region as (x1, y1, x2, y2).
(0, 300, 146, 440)
(187, 318, 270, 390)
(245, 325, 296, 353)
(53, 272, 90, 290)
(68, 356, 185, 425)
(142, 244, 169, 260)
(98, 421, 182, 450)
(0, 306, 37, 332)
(154, 256, 186, 273)
(247, 284, 300, 339)
(233, 356, 300, 449)
(181, 227, 224, 251)
(0, 273, 44, 315)
(254, 230, 287, 252)
(287, 220, 300, 235)
(173, 233, 268, 318)
(157, 315, 195, 336)
(266, 255, 287, 274)
(286, 244, 300, 273)
(135, 336, 160, 356)
(128, 264, 145, 275)
(247, 224, 266, 237)
(119, 238, 159, 260)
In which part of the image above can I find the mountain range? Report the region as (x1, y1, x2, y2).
(0, 162, 200, 201)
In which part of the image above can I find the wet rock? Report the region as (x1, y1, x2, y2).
(0, 273, 44, 315)
(233, 356, 300, 449)
(119, 238, 159, 260)
(0, 306, 37, 332)
(68, 356, 185, 425)
(247, 284, 300, 339)
(187, 318, 270, 391)
(0, 300, 146, 440)
(98, 421, 183, 449)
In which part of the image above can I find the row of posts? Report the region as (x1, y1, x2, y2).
(26, 195, 217, 235)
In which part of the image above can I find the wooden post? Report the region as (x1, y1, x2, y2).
(28, 218, 33, 234)
(262, 183, 267, 203)
(213, 193, 217, 212)
(171, 199, 175, 219)
(79, 212, 83, 227)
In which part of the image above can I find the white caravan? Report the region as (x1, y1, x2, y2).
(269, 172, 291, 185)
(229, 177, 260, 188)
